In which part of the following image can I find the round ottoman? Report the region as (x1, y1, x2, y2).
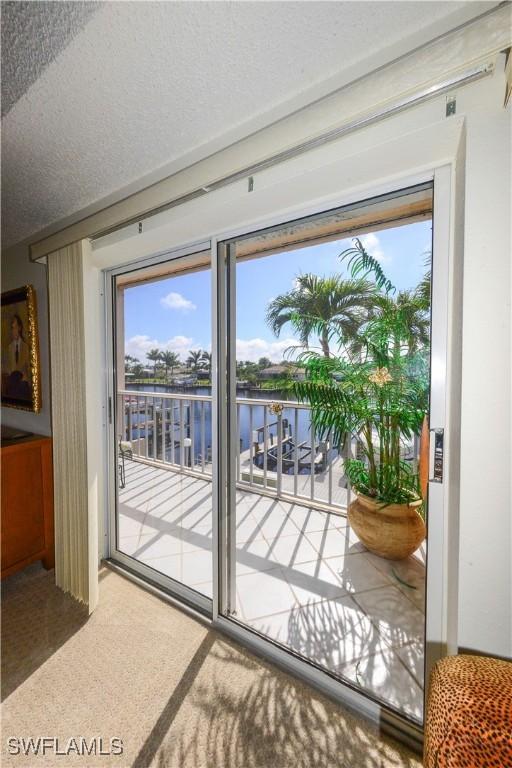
(424, 654, 512, 767)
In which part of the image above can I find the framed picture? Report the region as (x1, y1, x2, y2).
(1, 285, 41, 413)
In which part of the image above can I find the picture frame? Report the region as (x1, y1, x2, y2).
(1, 285, 41, 413)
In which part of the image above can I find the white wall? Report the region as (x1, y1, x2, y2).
(1, 245, 51, 436)
(457, 69, 512, 658)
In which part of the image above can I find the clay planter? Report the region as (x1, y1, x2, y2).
(348, 493, 426, 561)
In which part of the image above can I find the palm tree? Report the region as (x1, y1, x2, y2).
(368, 290, 430, 357)
(201, 350, 212, 373)
(339, 238, 430, 356)
(187, 349, 203, 371)
(414, 251, 432, 311)
(146, 348, 161, 380)
(124, 354, 138, 372)
(159, 350, 180, 381)
(266, 274, 374, 357)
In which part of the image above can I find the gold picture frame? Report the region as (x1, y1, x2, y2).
(1, 285, 41, 413)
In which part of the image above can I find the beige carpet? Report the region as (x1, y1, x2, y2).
(1, 564, 422, 768)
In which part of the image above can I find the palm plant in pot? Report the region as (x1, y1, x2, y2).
(294, 239, 429, 561)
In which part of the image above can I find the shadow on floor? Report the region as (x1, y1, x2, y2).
(1, 564, 89, 701)
(135, 631, 420, 768)
(1, 564, 420, 768)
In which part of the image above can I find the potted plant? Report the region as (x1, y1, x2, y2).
(295, 239, 429, 560)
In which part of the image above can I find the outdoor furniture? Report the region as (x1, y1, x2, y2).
(118, 439, 133, 489)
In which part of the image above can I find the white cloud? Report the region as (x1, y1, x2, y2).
(126, 335, 301, 365)
(125, 334, 194, 363)
(160, 291, 196, 311)
(236, 337, 301, 363)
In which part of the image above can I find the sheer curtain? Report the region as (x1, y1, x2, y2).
(47, 240, 98, 611)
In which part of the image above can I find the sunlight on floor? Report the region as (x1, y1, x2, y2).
(118, 459, 425, 721)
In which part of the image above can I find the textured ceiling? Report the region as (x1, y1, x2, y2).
(1, 1, 497, 248)
(1, 1, 99, 117)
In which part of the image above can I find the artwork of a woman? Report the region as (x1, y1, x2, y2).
(1, 286, 41, 412)
(4, 314, 31, 400)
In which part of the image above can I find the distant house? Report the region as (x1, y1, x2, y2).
(172, 373, 198, 385)
(259, 365, 288, 380)
(259, 365, 305, 381)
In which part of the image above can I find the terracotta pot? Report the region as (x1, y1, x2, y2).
(348, 493, 426, 561)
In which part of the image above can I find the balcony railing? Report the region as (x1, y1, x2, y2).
(117, 389, 351, 513)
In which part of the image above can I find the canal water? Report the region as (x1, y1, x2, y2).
(124, 383, 321, 467)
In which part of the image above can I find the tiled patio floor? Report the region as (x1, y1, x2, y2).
(118, 459, 426, 721)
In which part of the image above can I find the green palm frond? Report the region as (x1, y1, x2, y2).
(266, 274, 375, 357)
(294, 287, 429, 505)
(339, 238, 395, 294)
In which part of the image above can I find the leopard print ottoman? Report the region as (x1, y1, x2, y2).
(424, 654, 512, 768)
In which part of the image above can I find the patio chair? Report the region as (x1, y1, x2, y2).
(118, 438, 133, 489)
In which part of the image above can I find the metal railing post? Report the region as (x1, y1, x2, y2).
(294, 408, 299, 498)
(190, 400, 195, 470)
(310, 420, 315, 502)
(276, 412, 283, 496)
(161, 397, 166, 461)
(179, 399, 185, 470)
(152, 399, 157, 461)
(249, 405, 254, 486)
(170, 399, 175, 465)
(201, 400, 206, 473)
(236, 403, 241, 484)
(144, 396, 149, 459)
(328, 432, 333, 507)
(263, 405, 268, 489)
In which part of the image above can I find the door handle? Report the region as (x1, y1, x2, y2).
(429, 428, 444, 483)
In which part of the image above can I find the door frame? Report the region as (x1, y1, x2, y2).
(102, 165, 459, 752)
(211, 167, 456, 750)
(104, 238, 214, 616)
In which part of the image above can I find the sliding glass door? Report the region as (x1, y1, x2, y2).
(105, 177, 450, 737)
(217, 184, 433, 723)
(108, 245, 214, 612)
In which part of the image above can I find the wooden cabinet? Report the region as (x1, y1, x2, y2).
(1, 434, 54, 578)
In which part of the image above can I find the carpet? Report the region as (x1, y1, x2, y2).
(1, 564, 422, 767)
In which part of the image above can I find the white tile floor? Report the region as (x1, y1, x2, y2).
(118, 459, 426, 721)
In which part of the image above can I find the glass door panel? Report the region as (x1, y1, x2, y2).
(221, 184, 433, 723)
(111, 250, 214, 607)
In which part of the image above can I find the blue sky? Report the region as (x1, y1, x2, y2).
(124, 219, 432, 364)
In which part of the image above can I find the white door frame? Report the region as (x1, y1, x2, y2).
(210, 168, 456, 751)
(103, 238, 214, 616)
(102, 164, 458, 752)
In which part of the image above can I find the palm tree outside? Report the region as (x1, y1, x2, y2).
(159, 350, 180, 381)
(146, 348, 161, 381)
(124, 354, 138, 372)
(187, 349, 203, 371)
(266, 274, 375, 357)
(200, 350, 212, 374)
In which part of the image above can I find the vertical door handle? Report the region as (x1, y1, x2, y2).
(429, 428, 444, 483)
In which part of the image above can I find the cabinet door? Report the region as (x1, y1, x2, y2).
(1, 445, 45, 569)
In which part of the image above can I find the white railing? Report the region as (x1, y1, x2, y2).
(117, 389, 349, 512)
(118, 389, 213, 475)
